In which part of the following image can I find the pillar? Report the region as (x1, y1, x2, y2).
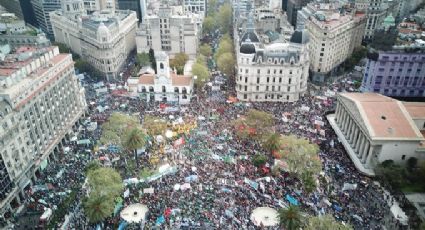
(355, 134, 364, 153)
(366, 146, 375, 167)
(353, 127, 360, 148)
(350, 123, 357, 143)
(361, 142, 370, 163)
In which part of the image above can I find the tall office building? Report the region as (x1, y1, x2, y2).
(0, 45, 86, 223)
(50, 0, 138, 80)
(136, 5, 202, 59)
(286, 0, 310, 27)
(305, 2, 366, 82)
(183, 0, 206, 17)
(116, 0, 142, 19)
(30, 0, 62, 39)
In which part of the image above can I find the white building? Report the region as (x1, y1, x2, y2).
(136, 5, 202, 59)
(0, 45, 86, 220)
(0, 13, 27, 34)
(50, 0, 138, 80)
(305, 2, 366, 82)
(328, 93, 425, 176)
(127, 51, 193, 104)
(183, 0, 206, 17)
(359, 0, 399, 40)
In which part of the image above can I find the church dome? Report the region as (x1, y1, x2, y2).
(97, 22, 110, 39)
(240, 43, 256, 54)
(241, 31, 259, 43)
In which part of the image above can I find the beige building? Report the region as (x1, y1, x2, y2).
(0, 45, 86, 220)
(127, 51, 193, 104)
(50, 0, 138, 80)
(135, 5, 202, 59)
(305, 3, 366, 82)
(328, 93, 425, 176)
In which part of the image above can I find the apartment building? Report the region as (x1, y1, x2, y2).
(0, 45, 86, 222)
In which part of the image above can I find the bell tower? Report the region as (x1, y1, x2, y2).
(155, 51, 170, 78)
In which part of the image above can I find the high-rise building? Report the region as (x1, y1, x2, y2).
(361, 48, 425, 98)
(305, 2, 366, 82)
(116, 0, 142, 20)
(286, 0, 310, 27)
(183, 0, 206, 17)
(0, 45, 86, 223)
(135, 5, 202, 59)
(30, 0, 62, 39)
(50, 0, 138, 80)
(0, 0, 24, 19)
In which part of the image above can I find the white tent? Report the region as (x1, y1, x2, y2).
(250, 207, 279, 227)
(120, 204, 149, 223)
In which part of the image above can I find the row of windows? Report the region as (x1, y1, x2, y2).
(239, 68, 294, 75)
(238, 85, 292, 92)
(242, 94, 291, 100)
(238, 76, 299, 84)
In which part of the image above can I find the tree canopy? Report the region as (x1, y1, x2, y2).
(199, 44, 213, 57)
(233, 109, 274, 140)
(100, 112, 141, 147)
(277, 135, 322, 176)
(202, 17, 217, 35)
(192, 61, 210, 88)
(217, 3, 232, 34)
(217, 52, 235, 77)
(170, 53, 189, 74)
(278, 206, 302, 230)
(304, 215, 353, 230)
(83, 167, 122, 223)
(136, 52, 151, 67)
(143, 115, 169, 136)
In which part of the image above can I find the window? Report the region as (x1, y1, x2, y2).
(287, 86, 290, 92)
(279, 70, 282, 74)
(244, 86, 247, 91)
(257, 77, 260, 83)
(402, 155, 406, 160)
(245, 69, 248, 74)
(162, 86, 166, 93)
(160, 63, 164, 69)
(279, 78, 282, 83)
(245, 77, 248, 83)
(256, 86, 259, 91)
(267, 69, 270, 74)
(289, 78, 292, 84)
(267, 77, 270, 83)
(244, 94, 247, 99)
(257, 69, 260, 74)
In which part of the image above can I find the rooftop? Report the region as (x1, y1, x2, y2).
(403, 102, 425, 119)
(340, 93, 423, 140)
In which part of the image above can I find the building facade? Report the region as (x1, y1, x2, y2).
(127, 51, 193, 104)
(30, 0, 62, 39)
(361, 0, 399, 40)
(235, 28, 309, 102)
(50, 0, 138, 80)
(183, 0, 206, 17)
(305, 3, 366, 82)
(361, 49, 425, 98)
(0, 45, 86, 222)
(135, 6, 202, 59)
(116, 0, 142, 20)
(328, 93, 425, 176)
(286, 0, 311, 27)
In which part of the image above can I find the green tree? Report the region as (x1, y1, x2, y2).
(252, 154, 267, 167)
(277, 135, 322, 176)
(217, 52, 235, 76)
(232, 109, 274, 140)
(75, 59, 103, 79)
(170, 53, 189, 74)
(202, 17, 216, 35)
(262, 133, 281, 154)
(87, 167, 122, 198)
(207, 0, 218, 15)
(83, 195, 115, 224)
(83, 167, 122, 223)
(278, 206, 302, 230)
(214, 36, 233, 61)
(301, 171, 317, 194)
(217, 3, 232, 34)
(100, 112, 141, 147)
(143, 115, 168, 136)
(375, 161, 404, 188)
(123, 128, 146, 169)
(136, 52, 151, 67)
(85, 160, 101, 175)
(192, 61, 209, 88)
(407, 157, 418, 172)
(199, 44, 213, 57)
(304, 215, 353, 230)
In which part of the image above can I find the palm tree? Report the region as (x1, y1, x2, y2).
(263, 133, 281, 154)
(83, 195, 114, 224)
(123, 128, 146, 169)
(278, 205, 302, 230)
(301, 171, 317, 194)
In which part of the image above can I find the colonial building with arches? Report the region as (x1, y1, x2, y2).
(127, 51, 193, 105)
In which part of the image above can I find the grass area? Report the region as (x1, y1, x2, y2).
(401, 183, 425, 193)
